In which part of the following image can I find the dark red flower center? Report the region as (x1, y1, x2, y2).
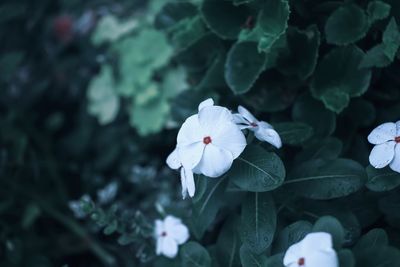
(161, 231, 167, 237)
(203, 136, 212, 145)
(395, 136, 400, 143)
(298, 257, 305, 266)
(250, 122, 258, 127)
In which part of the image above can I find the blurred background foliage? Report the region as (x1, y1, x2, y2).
(2, 0, 400, 266)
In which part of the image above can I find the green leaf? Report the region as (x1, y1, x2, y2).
(217, 217, 241, 267)
(154, 2, 197, 30)
(325, 4, 369, 45)
(356, 246, 400, 267)
(0, 51, 24, 82)
(180, 242, 211, 267)
(312, 216, 345, 249)
(257, 0, 290, 52)
(169, 16, 209, 53)
(295, 137, 343, 163)
(191, 176, 228, 239)
(359, 44, 392, 68)
(338, 249, 355, 267)
(129, 96, 169, 136)
(367, 1, 391, 22)
(225, 41, 267, 94)
(201, 0, 250, 39)
(87, 65, 120, 125)
(285, 158, 366, 200)
(91, 15, 137, 45)
(266, 253, 284, 267)
(354, 228, 388, 254)
(239, 245, 267, 267)
(382, 18, 400, 60)
(241, 192, 276, 254)
(272, 221, 312, 254)
(273, 122, 313, 146)
(229, 145, 286, 192)
(292, 93, 336, 137)
(366, 165, 400, 192)
(103, 220, 118, 235)
(276, 26, 320, 79)
(311, 46, 372, 113)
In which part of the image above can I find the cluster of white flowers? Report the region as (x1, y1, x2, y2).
(154, 101, 397, 263)
(166, 98, 282, 199)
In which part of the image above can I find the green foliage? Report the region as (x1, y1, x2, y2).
(3, 0, 400, 266)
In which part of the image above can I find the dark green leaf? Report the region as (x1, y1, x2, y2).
(225, 42, 267, 94)
(276, 26, 320, 79)
(367, 1, 391, 22)
(382, 18, 400, 60)
(217, 217, 241, 267)
(312, 216, 345, 249)
(191, 176, 228, 239)
(359, 44, 392, 68)
(240, 245, 267, 267)
(285, 158, 366, 200)
(230, 145, 286, 192)
(292, 93, 336, 137)
(338, 249, 355, 267)
(201, 0, 250, 39)
(180, 241, 211, 267)
(273, 122, 313, 145)
(325, 4, 369, 45)
(241, 192, 276, 254)
(311, 46, 372, 113)
(354, 228, 388, 254)
(366, 165, 400, 192)
(296, 137, 343, 163)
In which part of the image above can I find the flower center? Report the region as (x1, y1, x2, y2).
(250, 122, 258, 127)
(161, 231, 167, 237)
(395, 136, 400, 143)
(298, 257, 305, 266)
(203, 136, 212, 145)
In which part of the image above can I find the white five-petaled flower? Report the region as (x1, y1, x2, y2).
(155, 215, 189, 258)
(234, 105, 282, 149)
(166, 98, 247, 198)
(368, 121, 400, 173)
(283, 232, 338, 267)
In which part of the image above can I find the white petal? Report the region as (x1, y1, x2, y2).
(390, 144, 400, 173)
(169, 224, 190, 245)
(164, 216, 182, 228)
(369, 141, 395, 169)
(161, 236, 178, 258)
(177, 114, 204, 147)
(238, 105, 258, 124)
(198, 98, 214, 111)
(368, 122, 396, 145)
(306, 249, 338, 267)
(198, 106, 234, 137)
(212, 122, 247, 159)
(180, 168, 188, 199)
(156, 237, 163, 255)
(302, 232, 334, 252)
(166, 148, 181, 170)
(397, 121, 400, 136)
(233, 113, 251, 129)
(177, 142, 204, 169)
(255, 127, 282, 149)
(283, 241, 302, 266)
(181, 167, 195, 198)
(194, 144, 234, 177)
(258, 121, 273, 129)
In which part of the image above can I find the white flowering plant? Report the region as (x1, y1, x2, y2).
(2, 0, 400, 267)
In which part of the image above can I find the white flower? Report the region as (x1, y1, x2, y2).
(167, 98, 247, 198)
(283, 232, 338, 267)
(368, 121, 400, 173)
(155, 215, 189, 258)
(233, 105, 282, 148)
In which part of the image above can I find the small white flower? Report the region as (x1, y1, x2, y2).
(97, 181, 118, 204)
(234, 105, 282, 149)
(167, 98, 247, 198)
(155, 215, 189, 258)
(283, 232, 338, 267)
(368, 121, 400, 173)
